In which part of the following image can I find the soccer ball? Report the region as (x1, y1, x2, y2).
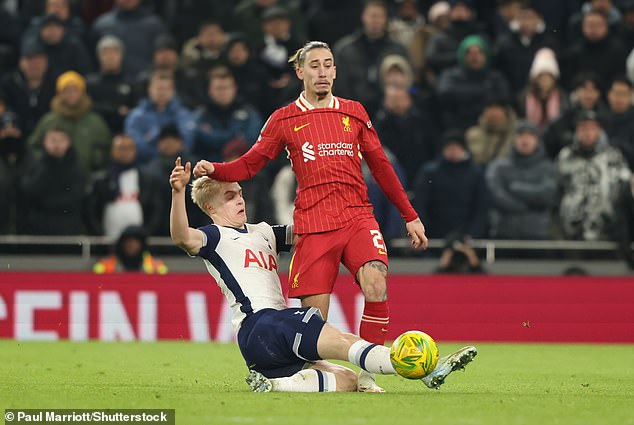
(389, 330, 439, 379)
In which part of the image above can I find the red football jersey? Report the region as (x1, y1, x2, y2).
(253, 94, 381, 234)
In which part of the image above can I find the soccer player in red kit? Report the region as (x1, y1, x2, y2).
(194, 41, 428, 392)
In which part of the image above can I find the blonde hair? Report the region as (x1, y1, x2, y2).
(288, 40, 331, 69)
(190, 177, 224, 213)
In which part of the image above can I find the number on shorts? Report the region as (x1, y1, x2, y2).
(370, 229, 386, 251)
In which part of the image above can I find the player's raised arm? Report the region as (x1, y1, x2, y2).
(170, 157, 204, 255)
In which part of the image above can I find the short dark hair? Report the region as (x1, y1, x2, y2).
(609, 76, 633, 90)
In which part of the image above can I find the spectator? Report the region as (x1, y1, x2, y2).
(93, 225, 167, 273)
(409, 1, 450, 87)
(568, 0, 622, 41)
(86, 35, 135, 133)
(0, 97, 24, 163)
(556, 110, 631, 241)
(180, 20, 227, 75)
(413, 130, 488, 239)
(255, 6, 303, 106)
(302, 0, 363, 46)
(232, 0, 307, 50)
(0, 40, 55, 137)
(437, 35, 510, 130)
(388, 0, 426, 49)
(161, 0, 234, 48)
(28, 71, 111, 173)
(517, 48, 569, 134)
(362, 146, 407, 242)
(92, 0, 166, 80)
(0, 6, 21, 71)
(492, 0, 523, 36)
(617, 0, 634, 49)
(21, 125, 87, 235)
(86, 134, 163, 239)
(560, 9, 627, 91)
(31, 14, 92, 80)
(0, 98, 24, 234)
(333, 0, 410, 115)
(486, 120, 557, 239)
(124, 70, 196, 164)
(222, 138, 274, 224)
(542, 72, 609, 159)
(132, 34, 203, 109)
(529, 0, 582, 43)
(436, 232, 485, 274)
(602, 76, 634, 169)
(143, 124, 207, 234)
(466, 98, 518, 166)
(270, 164, 296, 225)
(222, 33, 270, 116)
(374, 67, 437, 184)
(616, 175, 634, 268)
(23, 0, 87, 45)
(191, 67, 262, 162)
(493, 3, 559, 95)
(425, 0, 485, 77)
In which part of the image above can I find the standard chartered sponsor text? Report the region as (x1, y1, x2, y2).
(317, 142, 354, 157)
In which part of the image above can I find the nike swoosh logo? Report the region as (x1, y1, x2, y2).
(294, 123, 311, 132)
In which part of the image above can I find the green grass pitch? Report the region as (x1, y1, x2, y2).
(2, 341, 633, 425)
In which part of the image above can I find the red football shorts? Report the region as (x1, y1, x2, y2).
(287, 217, 389, 298)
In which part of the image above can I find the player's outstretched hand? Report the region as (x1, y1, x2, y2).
(170, 156, 191, 193)
(406, 218, 428, 249)
(193, 160, 215, 177)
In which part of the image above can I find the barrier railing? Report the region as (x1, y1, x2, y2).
(0, 235, 628, 264)
(389, 238, 626, 263)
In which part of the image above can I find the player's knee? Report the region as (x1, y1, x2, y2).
(335, 368, 358, 392)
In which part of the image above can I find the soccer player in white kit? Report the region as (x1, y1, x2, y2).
(169, 157, 477, 392)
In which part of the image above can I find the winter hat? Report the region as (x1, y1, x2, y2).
(262, 6, 290, 22)
(529, 48, 560, 80)
(515, 119, 538, 134)
(21, 39, 46, 57)
(428, 1, 450, 23)
(575, 109, 600, 125)
(41, 14, 64, 27)
(153, 34, 178, 53)
(56, 71, 86, 93)
(441, 129, 467, 148)
(457, 35, 489, 67)
(97, 35, 124, 54)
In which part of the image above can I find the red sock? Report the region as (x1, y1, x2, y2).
(360, 301, 389, 345)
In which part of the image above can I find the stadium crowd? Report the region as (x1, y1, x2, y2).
(0, 0, 633, 264)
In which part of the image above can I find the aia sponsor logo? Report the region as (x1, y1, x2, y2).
(244, 248, 278, 271)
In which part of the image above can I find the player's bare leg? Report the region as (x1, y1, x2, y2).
(356, 260, 389, 392)
(317, 322, 395, 393)
(300, 293, 331, 319)
(246, 361, 357, 393)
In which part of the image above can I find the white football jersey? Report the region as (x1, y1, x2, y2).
(197, 222, 294, 331)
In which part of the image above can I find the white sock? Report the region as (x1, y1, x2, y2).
(347, 340, 396, 374)
(270, 369, 337, 392)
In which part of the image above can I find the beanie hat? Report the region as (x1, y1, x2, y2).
(515, 119, 538, 134)
(457, 35, 488, 68)
(529, 48, 559, 80)
(428, 1, 450, 23)
(441, 129, 467, 148)
(56, 71, 86, 93)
